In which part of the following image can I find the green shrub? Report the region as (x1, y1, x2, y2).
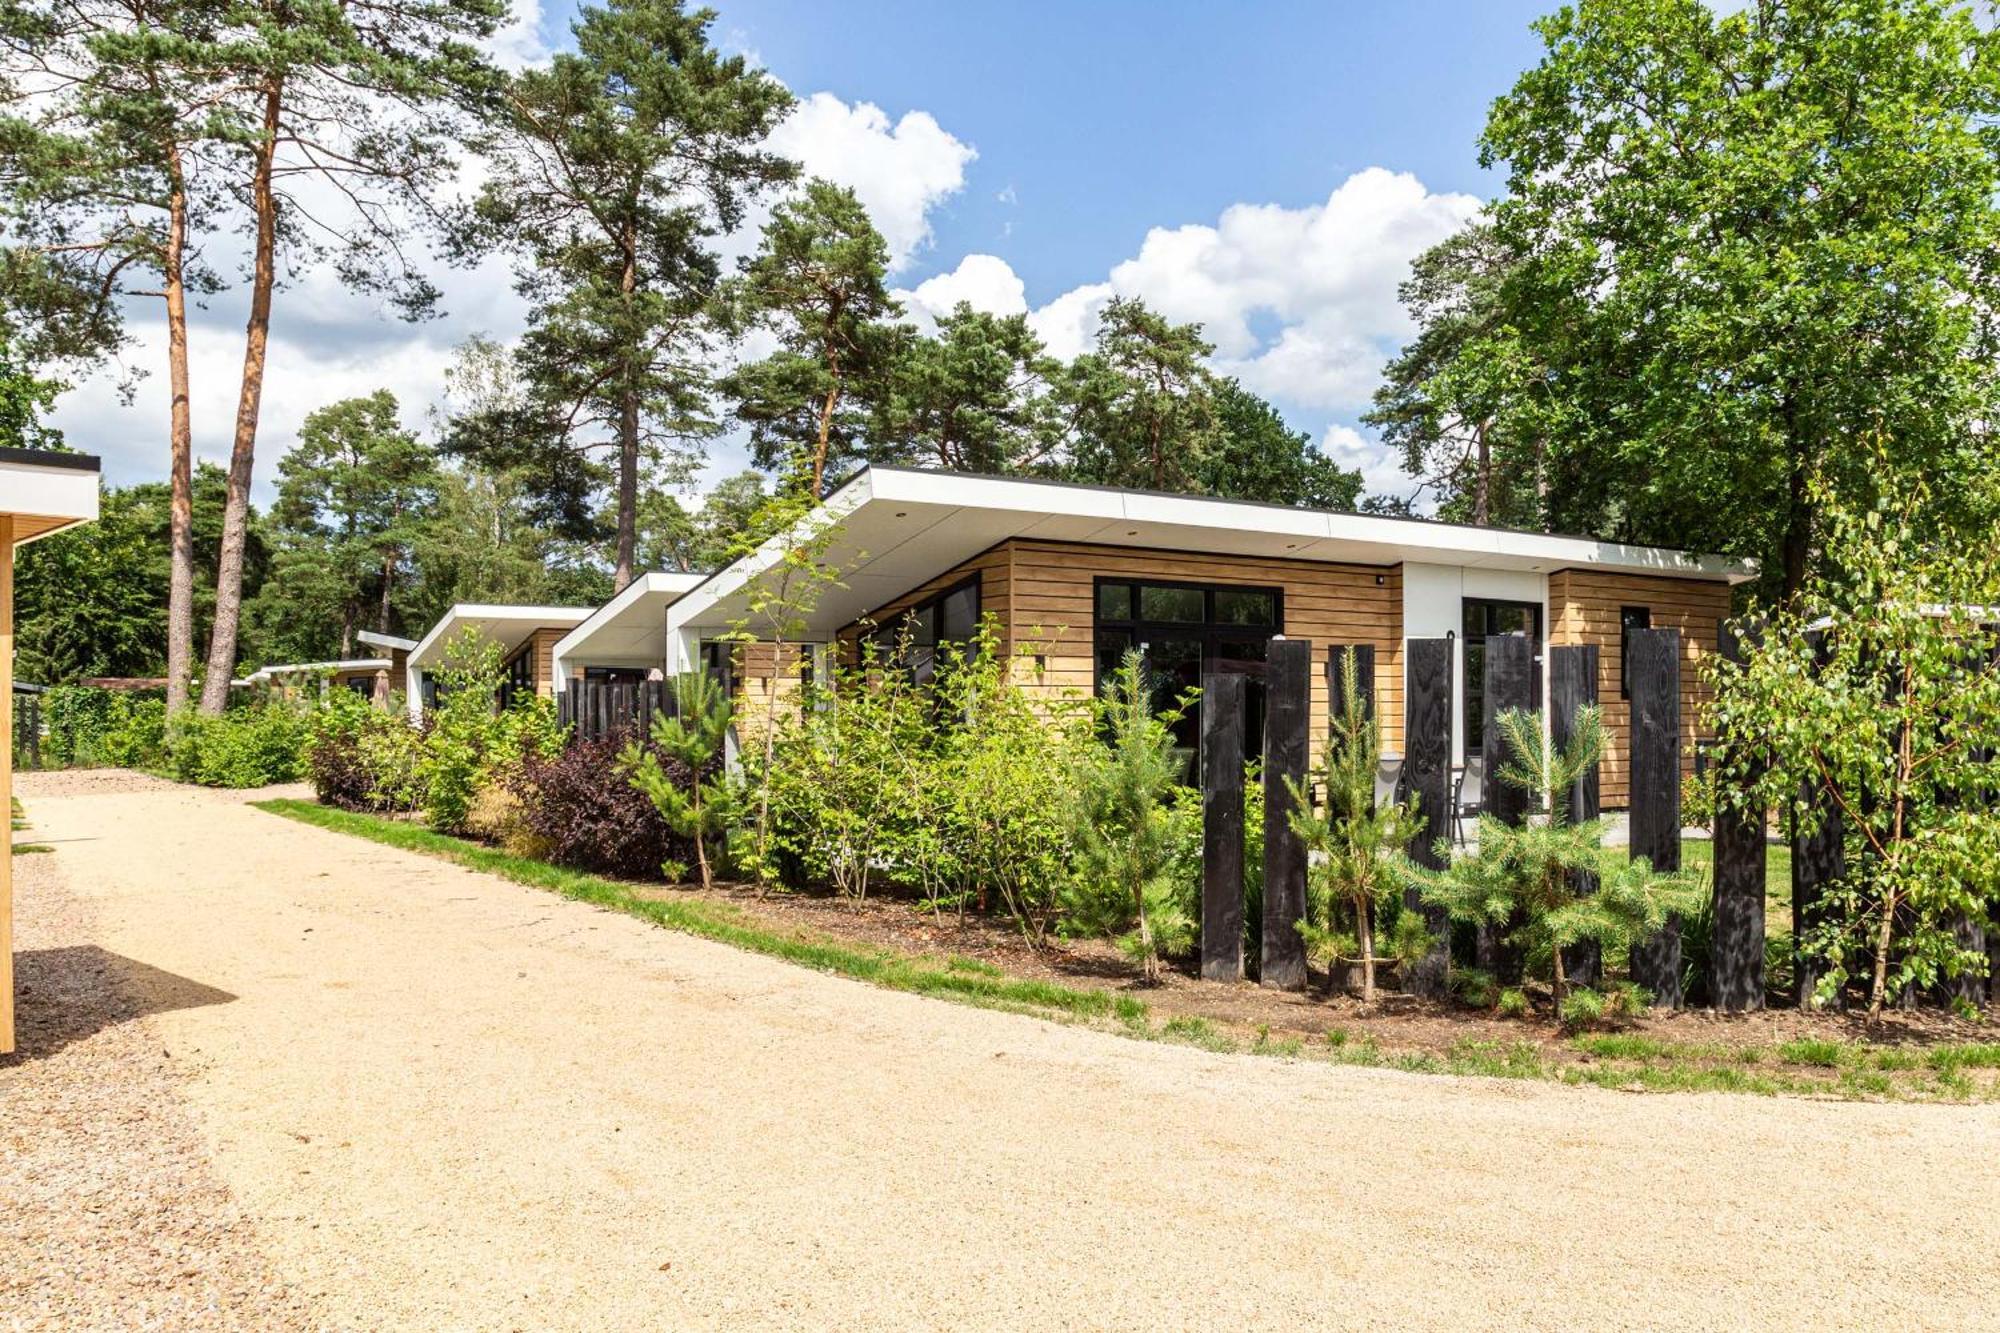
(416, 629, 561, 834)
(1060, 650, 1197, 982)
(165, 705, 312, 788)
(35, 685, 166, 769)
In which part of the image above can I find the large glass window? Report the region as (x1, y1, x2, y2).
(498, 643, 535, 710)
(1463, 598, 1543, 753)
(1093, 577, 1284, 776)
(866, 575, 982, 685)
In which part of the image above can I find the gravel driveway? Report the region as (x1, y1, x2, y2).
(7, 770, 1999, 1331)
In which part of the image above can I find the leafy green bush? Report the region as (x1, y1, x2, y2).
(306, 690, 422, 812)
(415, 629, 562, 834)
(35, 685, 166, 769)
(164, 705, 312, 788)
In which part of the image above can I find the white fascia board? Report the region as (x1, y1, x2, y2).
(355, 630, 417, 652)
(662, 471, 877, 645)
(407, 603, 593, 670)
(865, 466, 1756, 583)
(2, 458, 100, 544)
(551, 571, 709, 689)
(251, 658, 391, 678)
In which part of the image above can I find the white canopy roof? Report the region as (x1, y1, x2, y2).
(550, 572, 709, 688)
(657, 466, 1757, 643)
(408, 604, 594, 671)
(246, 658, 390, 683)
(1, 448, 99, 544)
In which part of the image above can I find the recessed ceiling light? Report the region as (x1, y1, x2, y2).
(1126, 529, 1138, 536)
(894, 511, 908, 518)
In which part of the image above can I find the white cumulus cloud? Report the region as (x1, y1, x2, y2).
(895, 253, 1029, 329)
(763, 91, 976, 272)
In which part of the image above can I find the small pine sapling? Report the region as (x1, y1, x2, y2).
(1063, 650, 1196, 982)
(1285, 647, 1430, 1002)
(1421, 705, 1696, 1014)
(624, 672, 740, 890)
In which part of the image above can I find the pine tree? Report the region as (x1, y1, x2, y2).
(624, 671, 738, 890)
(1422, 706, 1695, 1010)
(1062, 651, 1196, 983)
(1286, 647, 1430, 1002)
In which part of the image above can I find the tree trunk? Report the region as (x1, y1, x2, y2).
(614, 228, 639, 590)
(1358, 894, 1376, 1004)
(378, 550, 394, 634)
(199, 76, 283, 714)
(813, 371, 841, 499)
(1472, 420, 1492, 526)
(163, 147, 196, 715)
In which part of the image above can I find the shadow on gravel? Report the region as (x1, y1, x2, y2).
(6, 945, 236, 1065)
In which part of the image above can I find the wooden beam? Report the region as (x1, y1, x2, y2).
(1402, 637, 1452, 998)
(1711, 621, 1767, 1012)
(1550, 644, 1602, 989)
(2, 515, 15, 1055)
(1477, 634, 1534, 981)
(1200, 672, 1245, 982)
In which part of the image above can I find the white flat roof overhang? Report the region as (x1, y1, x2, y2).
(550, 571, 710, 685)
(1, 448, 100, 543)
(407, 604, 594, 671)
(662, 467, 1757, 639)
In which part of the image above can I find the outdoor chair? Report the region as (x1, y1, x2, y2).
(1451, 757, 1483, 843)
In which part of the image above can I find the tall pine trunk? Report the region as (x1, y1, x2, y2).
(199, 77, 283, 714)
(163, 144, 196, 714)
(614, 227, 638, 590)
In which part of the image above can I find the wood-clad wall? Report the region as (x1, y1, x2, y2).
(1000, 539, 1404, 756)
(525, 627, 569, 697)
(1546, 569, 1733, 809)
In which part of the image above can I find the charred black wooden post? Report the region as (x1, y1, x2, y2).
(1402, 638, 1453, 998)
(1791, 630, 1839, 1008)
(1550, 644, 1601, 989)
(1627, 627, 1684, 1008)
(1261, 638, 1311, 991)
(1710, 622, 1766, 1012)
(1201, 672, 1247, 982)
(1477, 634, 1534, 980)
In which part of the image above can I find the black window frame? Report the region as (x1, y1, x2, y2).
(864, 573, 982, 684)
(1619, 606, 1652, 699)
(498, 641, 535, 711)
(1462, 597, 1544, 754)
(1091, 576, 1285, 774)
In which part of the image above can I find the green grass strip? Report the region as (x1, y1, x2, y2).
(252, 799, 1134, 1025)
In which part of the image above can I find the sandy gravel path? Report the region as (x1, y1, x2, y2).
(9, 771, 2000, 1331)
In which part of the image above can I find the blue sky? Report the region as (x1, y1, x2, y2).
(55, 0, 1559, 507)
(696, 0, 1548, 301)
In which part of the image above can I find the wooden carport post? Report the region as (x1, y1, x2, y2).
(2, 515, 13, 1053)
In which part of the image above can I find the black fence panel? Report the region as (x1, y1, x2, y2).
(1402, 637, 1453, 998)
(1627, 627, 1684, 1008)
(1550, 644, 1601, 989)
(1200, 672, 1246, 982)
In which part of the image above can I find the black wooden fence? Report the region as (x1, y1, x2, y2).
(10, 684, 42, 771)
(558, 679, 678, 745)
(1190, 624, 1786, 1010)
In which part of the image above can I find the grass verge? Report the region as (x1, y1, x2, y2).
(255, 799, 1996, 1103)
